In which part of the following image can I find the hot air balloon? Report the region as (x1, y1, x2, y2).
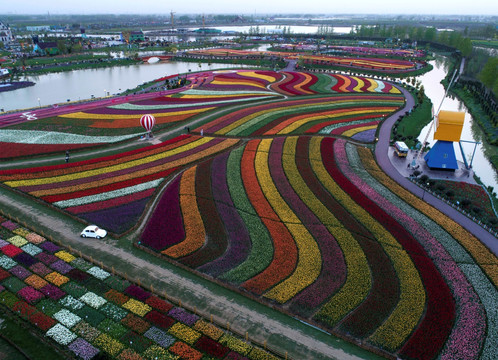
(140, 114, 156, 139)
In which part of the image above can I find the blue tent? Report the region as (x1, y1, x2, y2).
(424, 140, 458, 170)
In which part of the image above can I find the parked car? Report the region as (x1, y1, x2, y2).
(80, 225, 107, 239)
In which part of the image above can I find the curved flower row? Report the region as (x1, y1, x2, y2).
(196, 94, 403, 137)
(355, 145, 498, 359)
(188, 48, 420, 72)
(0, 135, 240, 234)
(270, 72, 402, 96)
(138, 133, 497, 358)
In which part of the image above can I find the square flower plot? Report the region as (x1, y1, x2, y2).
(54, 309, 82, 328)
(1, 220, 18, 231)
(59, 295, 85, 311)
(40, 284, 66, 300)
(20, 243, 42, 257)
(29, 263, 53, 277)
(50, 260, 74, 274)
(87, 266, 111, 281)
(25, 233, 46, 245)
(7, 235, 28, 247)
(45, 272, 70, 287)
(0, 255, 17, 270)
(9, 265, 32, 280)
(13, 228, 30, 237)
(1, 244, 23, 258)
(122, 298, 152, 317)
(27, 276, 47, 294)
(79, 292, 107, 309)
(35, 252, 59, 266)
(17, 286, 44, 304)
(46, 323, 77, 346)
(68, 338, 100, 360)
(54, 250, 76, 263)
(14, 253, 37, 267)
(39, 242, 60, 254)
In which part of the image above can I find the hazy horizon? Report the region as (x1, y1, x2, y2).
(3, 0, 497, 16)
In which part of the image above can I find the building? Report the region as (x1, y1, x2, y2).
(0, 21, 14, 45)
(26, 25, 51, 32)
(120, 30, 145, 43)
(33, 42, 59, 55)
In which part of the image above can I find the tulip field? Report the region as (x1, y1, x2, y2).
(140, 136, 498, 359)
(187, 48, 422, 73)
(0, 69, 496, 359)
(0, 218, 279, 360)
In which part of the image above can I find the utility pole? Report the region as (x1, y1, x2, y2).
(170, 11, 175, 30)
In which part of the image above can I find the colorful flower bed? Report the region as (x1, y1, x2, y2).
(195, 93, 403, 137)
(0, 218, 281, 360)
(140, 135, 497, 359)
(187, 48, 421, 73)
(0, 135, 240, 234)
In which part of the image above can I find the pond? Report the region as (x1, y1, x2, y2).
(0, 61, 250, 112)
(415, 54, 498, 190)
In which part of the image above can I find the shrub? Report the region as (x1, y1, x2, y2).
(461, 199, 471, 207)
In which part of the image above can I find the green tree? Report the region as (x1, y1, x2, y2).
(424, 27, 437, 41)
(458, 37, 473, 57)
(478, 57, 498, 92)
(56, 39, 67, 54)
(417, 85, 425, 104)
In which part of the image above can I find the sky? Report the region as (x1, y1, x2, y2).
(2, 0, 497, 16)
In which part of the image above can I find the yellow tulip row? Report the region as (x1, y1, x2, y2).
(238, 71, 279, 84)
(357, 146, 498, 287)
(254, 139, 322, 304)
(277, 108, 394, 135)
(6, 137, 226, 188)
(310, 137, 425, 349)
(58, 107, 213, 120)
(162, 166, 206, 259)
(210, 80, 266, 89)
(341, 125, 378, 137)
(282, 137, 371, 323)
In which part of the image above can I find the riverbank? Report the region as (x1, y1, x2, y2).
(0, 81, 35, 93)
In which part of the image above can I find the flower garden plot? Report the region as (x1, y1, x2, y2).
(0, 142, 105, 160)
(0, 135, 240, 234)
(188, 48, 422, 73)
(196, 94, 404, 137)
(140, 135, 498, 359)
(0, 219, 282, 360)
(328, 46, 425, 58)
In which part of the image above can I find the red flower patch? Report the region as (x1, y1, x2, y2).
(1, 244, 23, 257)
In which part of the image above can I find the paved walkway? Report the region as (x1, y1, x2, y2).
(376, 85, 498, 256)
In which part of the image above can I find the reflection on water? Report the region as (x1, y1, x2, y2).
(417, 55, 498, 190)
(0, 61, 249, 112)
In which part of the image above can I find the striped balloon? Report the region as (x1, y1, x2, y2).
(140, 114, 156, 132)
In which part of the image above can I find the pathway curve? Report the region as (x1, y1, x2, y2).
(375, 85, 498, 256)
